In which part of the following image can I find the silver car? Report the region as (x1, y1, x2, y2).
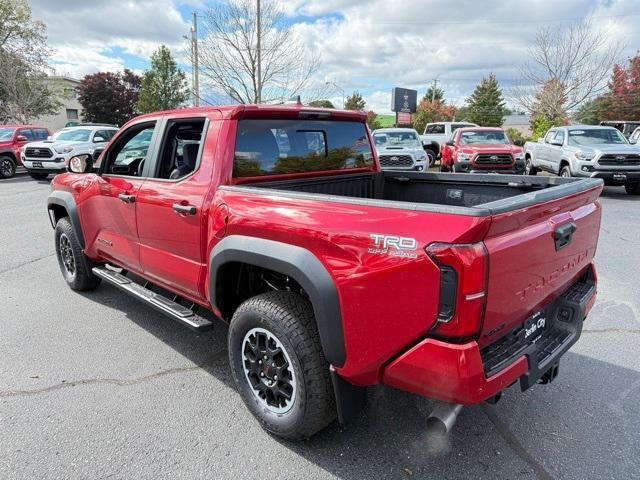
(372, 128, 429, 171)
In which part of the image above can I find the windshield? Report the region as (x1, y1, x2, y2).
(568, 129, 627, 146)
(374, 131, 421, 147)
(0, 127, 16, 141)
(53, 129, 92, 142)
(459, 130, 509, 145)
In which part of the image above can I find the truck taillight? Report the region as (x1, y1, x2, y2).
(426, 242, 488, 339)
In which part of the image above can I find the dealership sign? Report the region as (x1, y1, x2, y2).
(391, 87, 417, 113)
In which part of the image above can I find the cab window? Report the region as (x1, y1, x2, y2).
(152, 118, 206, 180)
(553, 130, 565, 145)
(426, 124, 445, 134)
(102, 123, 156, 177)
(18, 129, 35, 141)
(544, 130, 557, 143)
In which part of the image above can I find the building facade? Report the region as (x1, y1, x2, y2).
(36, 76, 83, 133)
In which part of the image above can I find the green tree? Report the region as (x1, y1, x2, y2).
(465, 74, 508, 126)
(137, 45, 189, 113)
(423, 85, 444, 103)
(0, 0, 60, 123)
(77, 70, 141, 125)
(308, 99, 335, 108)
(344, 91, 366, 110)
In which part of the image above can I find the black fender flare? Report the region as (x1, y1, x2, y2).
(47, 190, 85, 248)
(209, 235, 346, 367)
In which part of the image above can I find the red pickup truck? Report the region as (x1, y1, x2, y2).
(440, 127, 525, 174)
(0, 125, 51, 178)
(47, 104, 602, 440)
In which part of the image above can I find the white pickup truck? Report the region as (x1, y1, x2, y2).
(420, 121, 477, 163)
(523, 125, 640, 195)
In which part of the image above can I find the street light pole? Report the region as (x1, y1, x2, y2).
(192, 12, 199, 107)
(256, 0, 261, 103)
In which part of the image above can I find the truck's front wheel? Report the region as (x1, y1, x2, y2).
(228, 291, 336, 440)
(55, 217, 101, 291)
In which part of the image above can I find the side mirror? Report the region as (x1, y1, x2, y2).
(68, 154, 93, 173)
(538, 138, 544, 143)
(47, 135, 53, 140)
(16, 135, 28, 142)
(93, 136, 105, 143)
(445, 140, 455, 146)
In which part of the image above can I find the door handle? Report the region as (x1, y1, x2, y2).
(173, 203, 197, 215)
(118, 193, 136, 203)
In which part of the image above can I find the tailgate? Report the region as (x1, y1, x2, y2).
(479, 181, 602, 347)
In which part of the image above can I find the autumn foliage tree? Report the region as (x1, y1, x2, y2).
(76, 70, 141, 125)
(575, 53, 640, 124)
(412, 88, 457, 134)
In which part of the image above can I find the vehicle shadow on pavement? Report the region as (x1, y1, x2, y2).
(84, 284, 639, 479)
(600, 186, 640, 200)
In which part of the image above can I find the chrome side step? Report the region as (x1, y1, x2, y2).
(92, 266, 213, 331)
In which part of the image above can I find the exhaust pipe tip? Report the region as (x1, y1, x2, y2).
(426, 402, 463, 435)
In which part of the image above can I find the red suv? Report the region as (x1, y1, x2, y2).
(440, 127, 525, 174)
(0, 125, 51, 178)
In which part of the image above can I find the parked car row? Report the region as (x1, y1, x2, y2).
(0, 123, 117, 179)
(372, 121, 640, 196)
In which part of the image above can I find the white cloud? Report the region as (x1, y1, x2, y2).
(287, 0, 640, 111)
(31, 0, 190, 77)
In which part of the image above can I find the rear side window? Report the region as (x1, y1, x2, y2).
(234, 119, 373, 177)
(18, 129, 34, 140)
(426, 124, 445, 134)
(34, 129, 49, 140)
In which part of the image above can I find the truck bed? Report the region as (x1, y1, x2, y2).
(228, 171, 603, 216)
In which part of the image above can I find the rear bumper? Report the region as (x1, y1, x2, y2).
(383, 266, 596, 405)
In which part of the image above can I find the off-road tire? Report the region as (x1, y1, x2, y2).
(0, 155, 16, 179)
(55, 217, 101, 291)
(29, 172, 49, 180)
(228, 291, 336, 440)
(625, 181, 640, 195)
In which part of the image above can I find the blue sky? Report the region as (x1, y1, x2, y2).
(31, 0, 640, 112)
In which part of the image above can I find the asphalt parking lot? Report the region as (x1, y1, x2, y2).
(1, 173, 638, 480)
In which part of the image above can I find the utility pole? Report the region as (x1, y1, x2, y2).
(256, 0, 261, 103)
(192, 12, 200, 107)
(431, 79, 438, 102)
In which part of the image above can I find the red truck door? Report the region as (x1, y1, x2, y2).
(135, 116, 217, 300)
(81, 122, 159, 271)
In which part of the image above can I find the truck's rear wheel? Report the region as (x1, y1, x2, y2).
(625, 181, 640, 195)
(0, 155, 16, 179)
(55, 217, 101, 291)
(228, 291, 336, 440)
